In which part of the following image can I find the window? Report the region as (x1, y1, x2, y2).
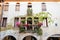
(2, 17, 7, 27)
(15, 3, 20, 11)
(3, 3, 9, 11)
(21, 17, 25, 24)
(34, 17, 38, 24)
(14, 17, 19, 27)
(42, 3, 48, 27)
(0, 0, 4, 2)
(0, 4, 1, 12)
(27, 3, 32, 16)
(42, 3, 46, 11)
(28, 3, 32, 8)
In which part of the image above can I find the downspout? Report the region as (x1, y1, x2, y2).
(0, 1, 4, 27)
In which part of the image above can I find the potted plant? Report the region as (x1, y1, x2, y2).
(38, 22, 43, 27)
(36, 28, 42, 35)
(33, 22, 43, 35)
(16, 22, 25, 33)
(34, 27, 43, 35)
(21, 20, 25, 24)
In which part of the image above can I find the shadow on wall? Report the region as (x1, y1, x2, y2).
(3, 35, 16, 40)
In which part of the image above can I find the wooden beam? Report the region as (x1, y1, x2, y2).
(4, 0, 60, 2)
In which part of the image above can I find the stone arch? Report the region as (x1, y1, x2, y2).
(21, 33, 40, 40)
(47, 34, 60, 40)
(2, 35, 16, 40)
(22, 35, 37, 40)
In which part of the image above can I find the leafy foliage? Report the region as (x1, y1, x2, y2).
(34, 12, 53, 23)
(34, 27, 42, 35)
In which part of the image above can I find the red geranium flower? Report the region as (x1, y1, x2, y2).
(16, 22, 21, 27)
(38, 22, 43, 27)
(24, 24, 29, 27)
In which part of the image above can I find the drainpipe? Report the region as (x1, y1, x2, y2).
(0, 1, 4, 27)
(0, 2, 2, 27)
(46, 18, 48, 27)
(0, 3, 2, 27)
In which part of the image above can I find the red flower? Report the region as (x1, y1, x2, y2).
(16, 22, 21, 27)
(24, 24, 29, 27)
(38, 22, 43, 27)
(32, 24, 35, 26)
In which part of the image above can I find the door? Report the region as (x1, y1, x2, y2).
(27, 17, 32, 30)
(3, 35, 16, 40)
(23, 36, 37, 40)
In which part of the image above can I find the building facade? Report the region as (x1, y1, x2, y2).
(0, 1, 60, 40)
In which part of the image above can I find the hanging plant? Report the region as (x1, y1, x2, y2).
(16, 22, 21, 27)
(38, 22, 43, 27)
(16, 22, 25, 33)
(37, 28, 43, 35)
(35, 12, 52, 22)
(21, 20, 25, 24)
(24, 24, 29, 27)
(19, 27, 25, 33)
(34, 27, 43, 35)
(34, 12, 53, 27)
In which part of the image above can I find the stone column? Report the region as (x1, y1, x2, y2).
(40, 36, 42, 40)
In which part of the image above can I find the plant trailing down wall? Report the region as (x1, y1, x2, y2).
(16, 21, 43, 35)
(34, 11, 53, 27)
(34, 22, 43, 35)
(16, 22, 25, 33)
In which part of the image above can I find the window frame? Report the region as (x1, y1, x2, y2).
(3, 3, 9, 11)
(2, 17, 7, 27)
(15, 3, 20, 11)
(42, 3, 46, 11)
(14, 17, 19, 27)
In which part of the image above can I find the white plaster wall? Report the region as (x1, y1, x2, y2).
(0, 30, 40, 40)
(2, 2, 60, 40)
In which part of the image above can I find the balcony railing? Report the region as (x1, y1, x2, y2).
(18, 24, 41, 33)
(18, 24, 42, 35)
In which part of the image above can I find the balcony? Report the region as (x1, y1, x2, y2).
(16, 24, 43, 35)
(1, 25, 42, 35)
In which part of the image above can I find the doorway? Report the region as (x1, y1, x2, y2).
(27, 17, 32, 30)
(47, 37, 60, 40)
(23, 36, 37, 40)
(3, 35, 16, 40)
(47, 34, 60, 40)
